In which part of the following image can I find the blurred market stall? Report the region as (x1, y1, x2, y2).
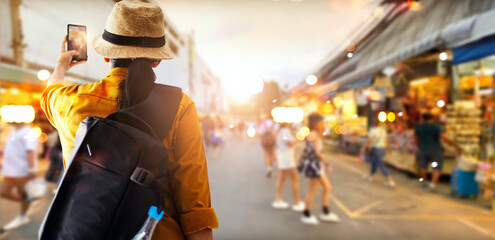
(287, 0, 495, 212)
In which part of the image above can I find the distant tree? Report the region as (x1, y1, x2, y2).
(225, 80, 282, 118)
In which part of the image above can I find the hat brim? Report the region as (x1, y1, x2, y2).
(92, 35, 174, 60)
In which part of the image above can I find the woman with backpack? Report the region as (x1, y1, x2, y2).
(272, 123, 305, 212)
(40, 2, 217, 239)
(298, 113, 339, 225)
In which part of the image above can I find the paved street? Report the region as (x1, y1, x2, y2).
(209, 138, 495, 240)
(1, 137, 495, 240)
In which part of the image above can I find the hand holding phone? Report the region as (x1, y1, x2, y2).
(67, 24, 88, 61)
(47, 36, 86, 86)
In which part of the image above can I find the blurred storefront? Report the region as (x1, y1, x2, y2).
(0, 64, 60, 158)
(293, 0, 495, 211)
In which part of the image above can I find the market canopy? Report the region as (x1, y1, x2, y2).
(316, 0, 495, 95)
(452, 36, 495, 65)
(442, 8, 495, 49)
(0, 63, 93, 86)
(336, 75, 374, 93)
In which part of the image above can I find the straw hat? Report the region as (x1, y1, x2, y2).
(92, 1, 174, 59)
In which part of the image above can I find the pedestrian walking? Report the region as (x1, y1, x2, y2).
(211, 118, 225, 158)
(228, 121, 237, 139)
(237, 120, 247, 140)
(260, 117, 277, 177)
(272, 123, 305, 212)
(362, 122, 396, 187)
(415, 112, 462, 190)
(0, 123, 38, 231)
(202, 115, 215, 150)
(298, 113, 339, 224)
(40, 1, 217, 238)
(44, 130, 64, 189)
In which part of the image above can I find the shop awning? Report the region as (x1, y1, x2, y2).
(452, 36, 495, 65)
(337, 75, 374, 93)
(316, 0, 495, 96)
(327, 55, 360, 82)
(442, 8, 495, 49)
(1, 63, 41, 85)
(0, 63, 95, 86)
(316, 33, 440, 94)
(318, 90, 336, 101)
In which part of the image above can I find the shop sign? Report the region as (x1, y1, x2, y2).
(460, 76, 493, 89)
(392, 73, 409, 97)
(369, 88, 386, 102)
(355, 89, 369, 106)
(389, 98, 403, 111)
(318, 103, 334, 115)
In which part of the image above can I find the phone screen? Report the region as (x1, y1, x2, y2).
(67, 24, 87, 61)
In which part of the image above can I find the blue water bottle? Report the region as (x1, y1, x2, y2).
(131, 206, 164, 240)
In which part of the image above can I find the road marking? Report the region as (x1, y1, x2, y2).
(328, 156, 366, 176)
(327, 153, 495, 223)
(424, 196, 493, 215)
(352, 189, 403, 217)
(332, 196, 354, 218)
(456, 219, 495, 238)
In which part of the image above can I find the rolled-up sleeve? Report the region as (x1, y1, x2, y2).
(167, 99, 218, 235)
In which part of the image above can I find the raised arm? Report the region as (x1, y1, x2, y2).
(48, 36, 85, 86)
(440, 133, 463, 154)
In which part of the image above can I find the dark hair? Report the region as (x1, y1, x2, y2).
(115, 58, 157, 109)
(423, 112, 434, 121)
(308, 112, 323, 131)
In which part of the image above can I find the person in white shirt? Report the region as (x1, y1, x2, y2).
(0, 123, 38, 231)
(363, 122, 395, 187)
(272, 123, 304, 212)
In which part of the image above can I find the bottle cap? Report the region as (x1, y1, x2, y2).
(148, 206, 164, 220)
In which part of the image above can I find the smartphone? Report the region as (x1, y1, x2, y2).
(67, 24, 88, 61)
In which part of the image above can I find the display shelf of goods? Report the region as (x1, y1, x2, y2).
(445, 105, 482, 157)
(474, 162, 495, 201)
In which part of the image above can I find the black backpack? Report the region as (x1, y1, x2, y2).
(39, 84, 182, 240)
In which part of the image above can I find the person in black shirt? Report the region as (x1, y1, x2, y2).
(414, 113, 462, 190)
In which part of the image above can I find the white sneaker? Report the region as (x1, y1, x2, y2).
(428, 183, 436, 192)
(363, 175, 373, 182)
(292, 202, 305, 212)
(2, 215, 30, 230)
(272, 201, 290, 209)
(301, 215, 320, 225)
(319, 212, 340, 223)
(385, 180, 396, 187)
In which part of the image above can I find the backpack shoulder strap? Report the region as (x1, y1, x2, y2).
(121, 84, 183, 140)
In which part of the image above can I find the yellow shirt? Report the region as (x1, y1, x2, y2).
(41, 68, 218, 239)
